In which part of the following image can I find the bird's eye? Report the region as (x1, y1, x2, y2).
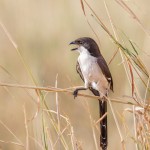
(78, 41, 83, 44)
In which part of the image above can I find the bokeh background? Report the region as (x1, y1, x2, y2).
(0, 0, 150, 149)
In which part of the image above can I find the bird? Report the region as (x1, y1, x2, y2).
(69, 37, 113, 150)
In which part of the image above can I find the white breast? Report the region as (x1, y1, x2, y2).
(78, 52, 97, 79)
(77, 46, 109, 95)
(78, 46, 102, 81)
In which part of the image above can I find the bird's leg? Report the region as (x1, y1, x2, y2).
(73, 87, 87, 98)
(73, 81, 89, 99)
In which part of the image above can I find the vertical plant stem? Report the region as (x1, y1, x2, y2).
(85, 100, 99, 150)
(0, 119, 23, 145)
(103, 1, 125, 149)
(133, 106, 138, 150)
(144, 77, 150, 103)
(42, 112, 48, 150)
(107, 98, 126, 150)
(23, 105, 29, 150)
(70, 126, 75, 150)
(55, 74, 61, 148)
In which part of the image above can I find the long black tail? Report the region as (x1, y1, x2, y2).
(99, 98, 107, 150)
(89, 88, 107, 150)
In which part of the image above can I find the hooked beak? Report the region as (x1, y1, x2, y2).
(69, 41, 78, 51)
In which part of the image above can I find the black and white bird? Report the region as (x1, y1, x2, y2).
(69, 37, 113, 150)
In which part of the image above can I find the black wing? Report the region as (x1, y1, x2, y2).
(97, 56, 113, 91)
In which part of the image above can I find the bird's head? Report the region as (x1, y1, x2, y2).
(69, 37, 101, 57)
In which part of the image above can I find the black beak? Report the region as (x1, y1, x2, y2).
(69, 41, 78, 51)
(69, 41, 76, 45)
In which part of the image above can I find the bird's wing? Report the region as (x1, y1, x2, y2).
(76, 61, 84, 82)
(97, 56, 113, 91)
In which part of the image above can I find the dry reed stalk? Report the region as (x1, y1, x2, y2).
(0, 82, 140, 106)
(23, 105, 29, 150)
(0, 119, 24, 146)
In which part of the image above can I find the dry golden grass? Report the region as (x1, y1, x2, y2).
(0, 0, 150, 150)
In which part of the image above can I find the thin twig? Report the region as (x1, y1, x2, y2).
(0, 119, 23, 146)
(0, 140, 24, 147)
(46, 128, 54, 150)
(70, 126, 76, 150)
(144, 77, 150, 103)
(115, 0, 150, 36)
(133, 106, 138, 150)
(55, 74, 61, 148)
(0, 82, 139, 106)
(23, 105, 29, 150)
(53, 124, 70, 149)
(107, 98, 126, 150)
(95, 112, 107, 125)
(103, 1, 125, 149)
(0, 21, 17, 49)
(80, 0, 101, 45)
(85, 101, 99, 150)
(29, 136, 45, 150)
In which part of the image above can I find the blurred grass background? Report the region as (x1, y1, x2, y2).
(0, 0, 150, 149)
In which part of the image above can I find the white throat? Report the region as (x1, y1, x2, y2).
(77, 46, 90, 55)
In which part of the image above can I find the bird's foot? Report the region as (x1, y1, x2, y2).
(73, 89, 78, 99)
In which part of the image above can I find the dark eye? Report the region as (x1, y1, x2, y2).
(78, 41, 83, 44)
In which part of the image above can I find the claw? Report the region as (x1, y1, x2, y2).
(73, 89, 78, 99)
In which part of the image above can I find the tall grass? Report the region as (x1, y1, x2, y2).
(79, 0, 150, 149)
(0, 0, 150, 150)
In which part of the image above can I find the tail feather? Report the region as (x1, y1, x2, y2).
(89, 88, 107, 150)
(99, 99, 107, 150)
